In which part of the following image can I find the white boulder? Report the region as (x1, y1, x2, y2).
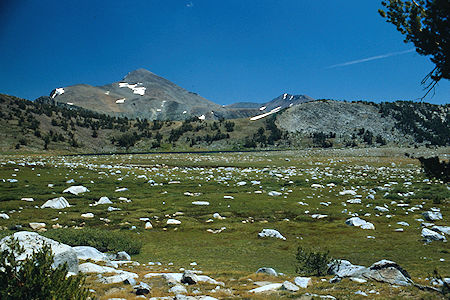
(41, 197, 70, 209)
(345, 217, 375, 230)
(63, 185, 89, 195)
(431, 225, 450, 235)
(422, 211, 443, 221)
(167, 219, 181, 225)
(29, 222, 46, 230)
(249, 283, 282, 293)
(268, 191, 282, 196)
(422, 228, 446, 242)
(294, 276, 312, 288)
(192, 201, 210, 206)
(73, 246, 109, 262)
(94, 196, 112, 206)
(258, 229, 286, 240)
(281, 281, 299, 292)
(0, 231, 78, 273)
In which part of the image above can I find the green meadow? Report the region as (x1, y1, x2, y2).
(0, 148, 448, 299)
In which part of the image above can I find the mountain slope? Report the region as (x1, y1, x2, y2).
(277, 100, 450, 146)
(48, 69, 255, 120)
(228, 93, 314, 111)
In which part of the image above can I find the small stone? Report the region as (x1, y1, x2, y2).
(29, 222, 46, 230)
(167, 219, 181, 225)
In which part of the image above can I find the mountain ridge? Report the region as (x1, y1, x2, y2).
(46, 68, 315, 121)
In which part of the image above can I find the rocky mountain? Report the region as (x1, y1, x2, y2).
(45, 69, 256, 121)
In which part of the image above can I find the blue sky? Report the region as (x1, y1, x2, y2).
(0, 0, 448, 104)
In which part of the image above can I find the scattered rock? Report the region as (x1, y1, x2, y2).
(145, 222, 153, 229)
(258, 229, 286, 240)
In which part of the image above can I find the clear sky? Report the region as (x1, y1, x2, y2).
(0, 0, 448, 105)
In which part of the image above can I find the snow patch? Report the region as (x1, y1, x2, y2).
(259, 106, 266, 111)
(118, 82, 146, 96)
(105, 91, 110, 95)
(198, 115, 206, 120)
(67, 102, 74, 106)
(250, 106, 282, 121)
(116, 98, 126, 104)
(51, 88, 65, 99)
(282, 93, 287, 100)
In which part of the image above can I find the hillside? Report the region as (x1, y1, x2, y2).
(0, 94, 448, 154)
(277, 100, 450, 147)
(0, 94, 277, 153)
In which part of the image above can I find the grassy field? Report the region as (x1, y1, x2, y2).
(0, 148, 448, 299)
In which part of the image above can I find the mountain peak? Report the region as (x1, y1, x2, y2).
(122, 68, 159, 82)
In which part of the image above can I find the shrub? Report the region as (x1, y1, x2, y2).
(43, 228, 142, 254)
(295, 246, 335, 276)
(0, 238, 91, 300)
(418, 156, 449, 183)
